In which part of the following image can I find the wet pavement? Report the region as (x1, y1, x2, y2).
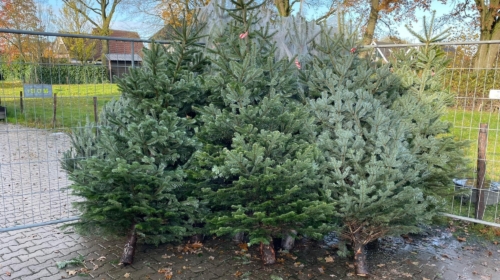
(0, 220, 499, 279)
(1, 123, 496, 279)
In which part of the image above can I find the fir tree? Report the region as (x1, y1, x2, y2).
(192, 0, 335, 264)
(302, 21, 465, 275)
(62, 24, 208, 265)
(390, 11, 468, 198)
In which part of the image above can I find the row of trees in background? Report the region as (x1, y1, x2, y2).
(1, 0, 500, 70)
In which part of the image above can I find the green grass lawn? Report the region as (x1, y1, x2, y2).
(2, 81, 500, 221)
(442, 108, 500, 180)
(441, 109, 500, 223)
(0, 82, 120, 129)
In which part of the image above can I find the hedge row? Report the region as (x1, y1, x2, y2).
(0, 63, 109, 84)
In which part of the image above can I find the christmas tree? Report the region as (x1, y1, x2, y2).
(390, 11, 468, 198)
(62, 23, 208, 265)
(192, 0, 335, 264)
(302, 20, 465, 275)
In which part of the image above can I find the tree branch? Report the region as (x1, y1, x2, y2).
(62, 0, 101, 28)
(315, 7, 336, 24)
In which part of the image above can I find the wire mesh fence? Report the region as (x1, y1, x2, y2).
(372, 41, 500, 227)
(0, 29, 146, 231)
(3, 28, 500, 231)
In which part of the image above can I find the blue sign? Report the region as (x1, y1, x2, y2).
(23, 84, 53, 98)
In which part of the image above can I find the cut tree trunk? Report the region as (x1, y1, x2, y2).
(120, 225, 138, 265)
(353, 232, 368, 277)
(233, 232, 245, 244)
(260, 240, 276, 265)
(190, 234, 204, 243)
(281, 230, 297, 251)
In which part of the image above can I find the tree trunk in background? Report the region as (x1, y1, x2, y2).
(361, 0, 379, 58)
(475, 28, 500, 69)
(274, 0, 291, 17)
(474, 0, 500, 69)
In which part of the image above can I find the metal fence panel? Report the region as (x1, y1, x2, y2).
(0, 30, 143, 231)
(3, 29, 500, 231)
(372, 41, 500, 227)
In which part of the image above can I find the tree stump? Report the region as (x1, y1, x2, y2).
(120, 227, 138, 265)
(260, 240, 276, 265)
(281, 230, 297, 251)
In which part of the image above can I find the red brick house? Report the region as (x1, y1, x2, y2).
(93, 29, 144, 81)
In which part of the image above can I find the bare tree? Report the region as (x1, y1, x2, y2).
(55, 0, 96, 63)
(61, 0, 124, 63)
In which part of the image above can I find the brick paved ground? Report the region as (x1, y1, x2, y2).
(0, 223, 499, 280)
(0, 124, 79, 230)
(1, 124, 500, 280)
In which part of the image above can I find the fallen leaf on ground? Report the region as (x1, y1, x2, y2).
(67, 270, 77, 276)
(294, 262, 304, 268)
(318, 266, 325, 274)
(457, 237, 466, 242)
(208, 256, 215, 260)
(191, 242, 203, 249)
(158, 268, 173, 280)
(488, 251, 493, 256)
(97, 256, 106, 261)
(234, 271, 243, 277)
(238, 243, 248, 251)
(411, 262, 419, 265)
(93, 264, 98, 270)
(203, 247, 215, 252)
(441, 254, 450, 259)
(325, 256, 334, 263)
(124, 272, 130, 278)
(277, 258, 285, 264)
(377, 264, 385, 267)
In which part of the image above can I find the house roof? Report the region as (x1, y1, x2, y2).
(105, 53, 143, 62)
(150, 25, 184, 41)
(93, 29, 144, 61)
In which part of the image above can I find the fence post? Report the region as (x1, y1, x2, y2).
(93, 96, 98, 124)
(20, 91, 23, 113)
(475, 123, 488, 220)
(131, 41, 135, 68)
(52, 93, 57, 128)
